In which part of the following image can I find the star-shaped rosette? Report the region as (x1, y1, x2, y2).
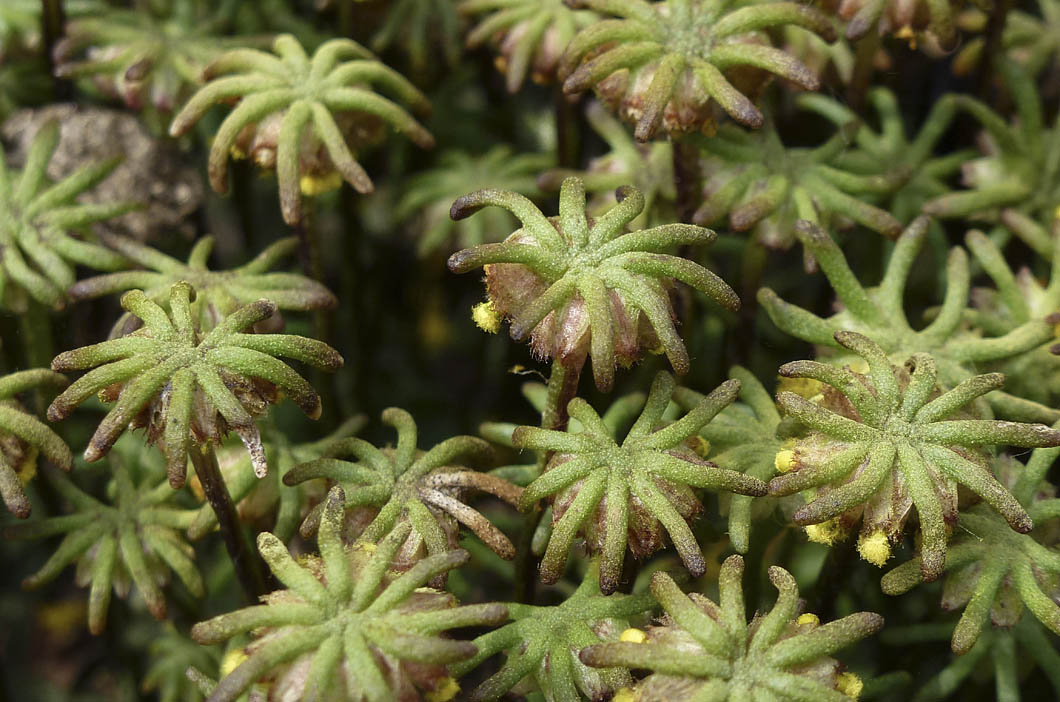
(448, 176, 739, 391)
(454, 560, 655, 701)
(514, 371, 767, 592)
(4, 459, 201, 634)
(758, 218, 1058, 423)
(47, 282, 343, 487)
(286, 407, 522, 564)
(170, 34, 434, 224)
(190, 487, 508, 702)
(580, 555, 882, 701)
(71, 234, 336, 335)
(559, 0, 835, 139)
(882, 449, 1060, 654)
(0, 120, 132, 310)
(771, 330, 1060, 580)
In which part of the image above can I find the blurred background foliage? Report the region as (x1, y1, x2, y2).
(0, 0, 1057, 700)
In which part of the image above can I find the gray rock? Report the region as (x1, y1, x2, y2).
(2, 104, 203, 240)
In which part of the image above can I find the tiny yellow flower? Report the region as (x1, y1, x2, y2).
(805, 520, 845, 546)
(837, 671, 864, 699)
(221, 648, 249, 677)
(775, 448, 796, 473)
(16, 448, 38, 486)
(857, 530, 892, 567)
(425, 677, 461, 702)
(894, 25, 917, 49)
(796, 612, 820, 628)
(777, 376, 823, 399)
(472, 300, 502, 334)
(619, 627, 648, 643)
(299, 171, 344, 197)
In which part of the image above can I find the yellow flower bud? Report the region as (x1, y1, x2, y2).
(797, 612, 820, 628)
(857, 530, 892, 567)
(775, 449, 797, 473)
(837, 671, 864, 699)
(777, 376, 823, 399)
(472, 301, 502, 334)
(16, 448, 38, 486)
(619, 627, 648, 643)
(613, 688, 637, 702)
(221, 648, 249, 677)
(299, 171, 343, 197)
(426, 677, 461, 702)
(894, 25, 917, 49)
(805, 520, 845, 546)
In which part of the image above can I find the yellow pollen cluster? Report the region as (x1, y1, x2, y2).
(805, 520, 845, 546)
(775, 448, 796, 473)
(894, 25, 917, 49)
(221, 648, 249, 677)
(857, 530, 892, 567)
(796, 612, 820, 628)
(472, 301, 502, 333)
(619, 627, 648, 643)
(425, 677, 461, 702)
(299, 171, 344, 196)
(613, 688, 637, 702)
(777, 376, 823, 399)
(837, 672, 864, 699)
(17, 454, 37, 486)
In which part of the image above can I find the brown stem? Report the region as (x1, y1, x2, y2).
(19, 299, 54, 415)
(514, 358, 583, 603)
(555, 88, 582, 170)
(189, 443, 266, 601)
(975, 0, 1013, 98)
(811, 535, 857, 621)
(847, 31, 880, 113)
(616, 550, 640, 594)
(339, 0, 354, 38)
(40, 0, 69, 99)
(293, 208, 338, 428)
(512, 509, 543, 604)
(672, 137, 700, 224)
(541, 357, 582, 433)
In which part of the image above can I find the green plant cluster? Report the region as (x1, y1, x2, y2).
(0, 1, 1059, 701)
